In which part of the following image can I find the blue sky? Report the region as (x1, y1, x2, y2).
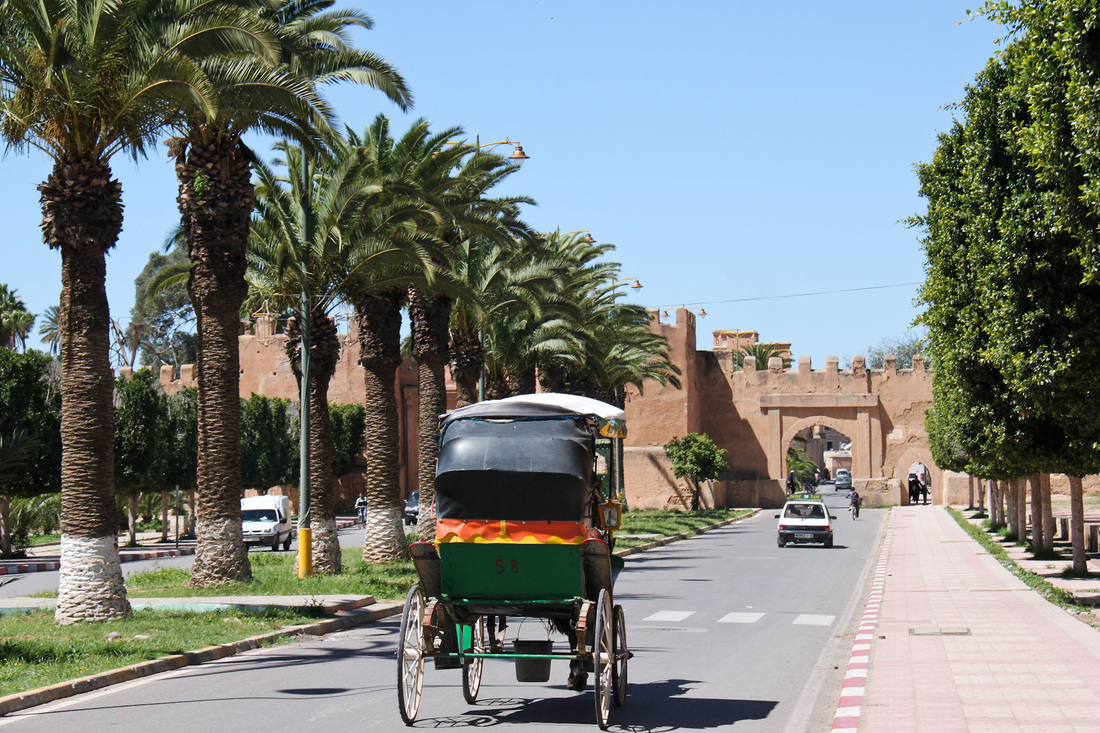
(2, 1, 1004, 364)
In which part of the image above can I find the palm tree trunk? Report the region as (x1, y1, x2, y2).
(176, 132, 253, 586)
(408, 288, 451, 541)
(449, 327, 482, 407)
(41, 157, 131, 624)
(354, 291, 407, 562)
(287, 313, 341, 573)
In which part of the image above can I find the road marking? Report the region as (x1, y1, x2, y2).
(793, 614, 835, 626)
(718, 612, 765, 624)
(643, 610, 694, 622)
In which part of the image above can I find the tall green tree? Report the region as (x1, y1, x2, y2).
(664, 433, 730, 510)
(131, 244, 196, 368)
(114, 370, 169, 546)
(0, 349, 61, 555)
(915, 23, 1100, 571)
(239, 394, 296, 496)
(0, 0, 253, 622)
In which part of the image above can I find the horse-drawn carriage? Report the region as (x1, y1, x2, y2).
(397, 393, 630, 729)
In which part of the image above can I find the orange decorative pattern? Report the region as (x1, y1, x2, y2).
(436, 517, 596, 545)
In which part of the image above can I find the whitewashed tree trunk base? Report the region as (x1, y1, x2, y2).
(55, 535, 130, 625)
(308, 517, 342, 574)
(363, 506, 409, 563)
(190, 517, 251, 586)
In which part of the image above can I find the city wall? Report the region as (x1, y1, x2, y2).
(152, 309, 1097, 511)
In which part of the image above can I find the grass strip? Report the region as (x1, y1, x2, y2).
(0, 606, 322, 697)
(615, 508, 750, 549)
(944, 506, 1098, 628)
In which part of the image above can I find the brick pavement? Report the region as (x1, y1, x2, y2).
(834, 506, 1100, 732)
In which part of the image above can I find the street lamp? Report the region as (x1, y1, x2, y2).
(449, 134, 530, 165)
(613, 277, 643, 291)
(451, 134, 529, 402)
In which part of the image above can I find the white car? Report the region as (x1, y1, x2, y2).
(777, 494, 834, 548)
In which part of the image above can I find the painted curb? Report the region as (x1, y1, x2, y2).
(0, 602, 401, 717)
(831, 525, 892, 733)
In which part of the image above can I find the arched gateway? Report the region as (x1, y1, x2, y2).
(620, 309, 936, 509)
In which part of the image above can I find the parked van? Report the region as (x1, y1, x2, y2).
(241, 495, 293, 551)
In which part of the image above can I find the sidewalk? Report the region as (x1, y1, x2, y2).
(834, 506, 1100, 732)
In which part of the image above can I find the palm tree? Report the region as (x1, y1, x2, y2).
(0, 0, 252, 623)
(0, 285, 34, 351)
(408, 147, 534, 540)
(447, 235, 569, 406)
(532, 234, 680, 404)
(37, 306, 61, 356)
(341, 116, 454, 562)
(174, 1, 411, 586)
(248, 137, 430, 572)
(736, 343, 791, 370)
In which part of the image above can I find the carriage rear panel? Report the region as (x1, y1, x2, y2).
(435, 416, 596, 522)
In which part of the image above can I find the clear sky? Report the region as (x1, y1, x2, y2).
(2, 1, 1004, 364)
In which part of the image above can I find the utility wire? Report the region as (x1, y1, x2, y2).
(656, 282, 921, 308)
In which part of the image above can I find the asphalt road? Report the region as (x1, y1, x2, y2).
(0, 491, 885, 732)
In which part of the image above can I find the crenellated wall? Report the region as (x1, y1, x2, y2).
(620, 308, 934, 509)
(152, 308, 937, 511)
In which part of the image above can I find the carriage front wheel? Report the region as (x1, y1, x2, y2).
(462, 615, 488, 704)
(593, 589, 613, 729)
(397, 584, 425, 725)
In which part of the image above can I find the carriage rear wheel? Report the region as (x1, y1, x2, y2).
(612, 604, 628, 707)
(462, 616, 487, 704)
(593, 590, 613, 729)
(397, 585, 425, 725)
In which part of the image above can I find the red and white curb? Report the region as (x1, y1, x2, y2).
(831, 534, 892, 732)
(0, 547, 197, 575)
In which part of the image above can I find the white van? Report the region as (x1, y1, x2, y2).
(241, 495, 293, 551)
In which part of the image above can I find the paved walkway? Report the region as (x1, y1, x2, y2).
(835, 506, 1100, 732)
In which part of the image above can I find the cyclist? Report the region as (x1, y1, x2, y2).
(849, 489, 861, 519)
(354, 493, 368, 527)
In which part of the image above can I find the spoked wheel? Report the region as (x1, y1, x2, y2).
(611, 604, 628, 707)
(397, 584, 425, 725)
(593, 589, 613, 729)
(462, 615, 488, 704)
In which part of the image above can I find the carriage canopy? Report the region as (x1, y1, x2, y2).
(435, 394, 626, 522)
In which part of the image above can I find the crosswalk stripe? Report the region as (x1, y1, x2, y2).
(644, 610, 695, 622)
(718, 612, 765, 624)
(793, 614, 836, 626)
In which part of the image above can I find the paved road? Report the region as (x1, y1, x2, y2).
(0, 493, 885, 732)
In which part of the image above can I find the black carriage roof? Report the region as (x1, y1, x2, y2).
(440, 393, 627, 437)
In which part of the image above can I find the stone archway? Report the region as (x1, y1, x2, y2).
(780, 415, 859, 481)
(894, 445, 938, 504)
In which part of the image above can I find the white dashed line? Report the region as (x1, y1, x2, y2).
(643, 610, 695, 622)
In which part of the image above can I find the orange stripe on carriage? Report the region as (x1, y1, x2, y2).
(435, 518, 597, 545)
